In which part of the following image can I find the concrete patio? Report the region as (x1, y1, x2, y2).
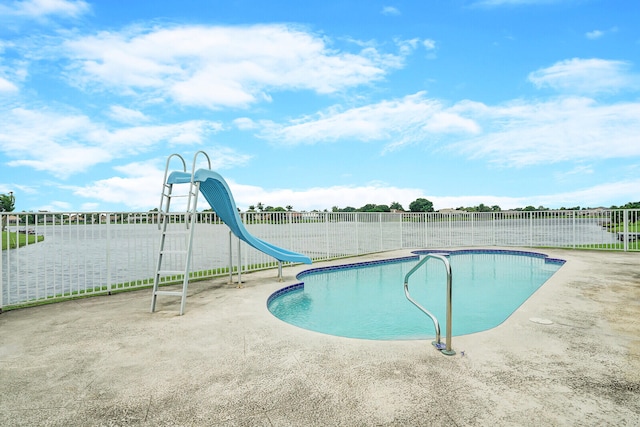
(1, 248, 639, 426)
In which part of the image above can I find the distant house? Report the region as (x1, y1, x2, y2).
(437, 208, 466, 214)
(301, 212, 321, 220)
(100, 213, 116, 223)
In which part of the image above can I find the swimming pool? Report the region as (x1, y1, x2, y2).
(267, 250, 565, 340)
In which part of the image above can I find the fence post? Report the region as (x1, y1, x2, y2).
(492, 212, 496, 246)
(529, 211, 533, 247)
(399, 212, 403, 249)
(228, 230, 233, 284)
(624, 209, 629, 252)
(572, 211, 576, 249)
(324, 212, 329, 260)
(0, 214, 3, 311)
(106, 213, 112, 294)
(379, 212, 383, 251)
(356, 212, 360, 255)
(471, 212, 475, 246)
(423, 213, 427, 248)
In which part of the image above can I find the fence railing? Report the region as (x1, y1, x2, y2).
(1, 209, 638, 310)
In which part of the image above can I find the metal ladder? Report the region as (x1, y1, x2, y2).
(150, 151, 211, 315)
(404, 253, 455, 355)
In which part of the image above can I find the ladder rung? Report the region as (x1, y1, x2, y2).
(158, 270, 185, 276)
(154, 290, 184, 296)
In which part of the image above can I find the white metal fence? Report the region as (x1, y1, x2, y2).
(1, 209, 638, 310)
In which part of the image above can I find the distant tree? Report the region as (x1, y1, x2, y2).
(491, 205, 501, 212)
(1, 192, 15, 231)
(256, 202, 264, 212)
(357, 204, 390, 212)
(523, 206, 536, 211)
(475, 203, 491, 212)
(409, 198, 434, 213)
(0, 193, 15, 213)
(248, 205, 256, 212)
(390, 202, 404, 211)
(358, 204, 378, 212)
(286, 205, 293, 212)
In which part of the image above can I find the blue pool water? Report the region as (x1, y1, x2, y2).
(267, 250, 565, 340)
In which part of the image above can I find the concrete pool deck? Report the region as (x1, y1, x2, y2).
(1, 248, 639, 426)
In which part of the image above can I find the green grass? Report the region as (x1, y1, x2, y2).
(1, 231, 44, 250)
(608, 222, 640, 233)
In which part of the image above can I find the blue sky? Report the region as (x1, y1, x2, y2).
(1, 0, 639, 213)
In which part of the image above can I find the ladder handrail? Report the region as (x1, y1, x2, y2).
(187, 151, 211, 215)
(191, 150, 212, 174)
(403, 253, 455, 355)
(158, 154, 187, 229)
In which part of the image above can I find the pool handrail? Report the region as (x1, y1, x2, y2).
(403, 253, 455, 356)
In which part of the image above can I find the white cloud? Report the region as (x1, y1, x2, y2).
(528, 58, 640, 94)
(258, 92, 480, 149)
(450, 97, 640, 166)
(62, 24, 404, 109)
(70, 148, 253, 210)
(80, 202, 99, 211)
(531, 179, 640, 208)
(585, 27, 618, 40)
(0, 0, 89, 19)
(395, 38, 436, 58)
(381, 6, 401, 16)
(107, 105, 150, 124)
(71, 160, 163, 210)
(37, 200, 72, 211)
(423, 39, 436, 50)
(253, 81, 640, 169)
(201, 147, 253, 170)
(233, 117, 258, 130)
(0, 107, 223, 178)
(0, 76, 18, 92)
(396, 38, 420, 55)
(553, 165, 594, 182)
(585, 30, 604, 40)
